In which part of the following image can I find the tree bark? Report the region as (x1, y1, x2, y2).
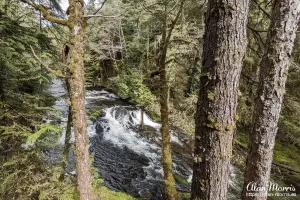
(60, 106, 72, 181)
(157, 2, 184, 198)
(68, 0, 93, 199)
(140, 108, 144, 131)
(191, 1, 249, 200)
(159, 32, 177, 200)
(242, 1, 300, 199)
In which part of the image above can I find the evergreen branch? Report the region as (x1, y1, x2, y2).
(34, 4, 69, 25)
(30, 46, 66, 78)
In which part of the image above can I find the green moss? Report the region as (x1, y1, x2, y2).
(235, 114, 240, 121)
(201, 72, 212, 80)
(193, 155, 202, 163)
(207, 91, 216, 101)
(214, 122, 223, 131)
(207, 115, 215, 123)
(225, 125, 233, 131)
(273, 143, 300, 171)
(93, 186, 136, 200)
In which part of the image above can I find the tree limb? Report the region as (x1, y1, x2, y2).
(83, 14, 121, 18)
(247, 25, 266, 47)
(30, 46, 66, 78)
(20, 0, 68, 26)
(252, 0, 271, 19)
(247, 25, 268, 33)
(93, 0, 107, 15)
(241, 72, 259, 84)
(166, 0, 185, 44)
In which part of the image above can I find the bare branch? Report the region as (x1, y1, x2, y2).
(30, 46, 66, 78)
(247, 25, 266, 47)
(85, 0, 109, 20)
(83, 14, 121, 18)
(166, 0, 185, 44)
(247, 25, 268, 33)
(93, 0, 107, 15)
(253, 0, 271, 19)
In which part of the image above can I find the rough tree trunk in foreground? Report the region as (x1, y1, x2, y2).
(68, 0, 93, 199)
(191, 1, 249, 200)
(242, 1, 300, 199)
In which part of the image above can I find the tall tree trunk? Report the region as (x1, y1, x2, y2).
(68, 0, 93, 199)
(60, 106, 72, 180)
(159, 30, 177, 200)
(191, 1, 249, 200)
(242, 1, 300, 199)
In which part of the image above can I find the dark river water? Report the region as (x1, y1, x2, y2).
(48, 79, 243, 199)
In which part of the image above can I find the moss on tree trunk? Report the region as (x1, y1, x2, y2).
(158, 31, 177, 199)
(191, 0, 249, 199)
(68, 0, 93, 199)
(242, 1, 300, 199)
(60, 106, 72, 180)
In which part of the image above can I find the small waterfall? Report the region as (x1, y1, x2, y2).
(48, 80, 243, 199)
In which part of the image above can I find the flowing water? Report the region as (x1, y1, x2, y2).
(48, 79, 243, 199)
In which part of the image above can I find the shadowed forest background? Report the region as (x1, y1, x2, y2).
(0, 0, 300, 199)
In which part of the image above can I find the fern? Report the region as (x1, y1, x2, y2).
(23, 125, 61, 146)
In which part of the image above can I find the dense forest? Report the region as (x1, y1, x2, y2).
(0, 0, 300, 200)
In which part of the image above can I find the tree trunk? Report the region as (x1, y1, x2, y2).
(191, 1, 249, 200)
(242, 1, 300, 199)
(159, 31, 177, 200)
(68, 0, 93, 199)
(140, 108, 144, 131)
(60, 106, 72, 180)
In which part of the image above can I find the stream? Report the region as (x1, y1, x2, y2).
(48, 79, 243, 199)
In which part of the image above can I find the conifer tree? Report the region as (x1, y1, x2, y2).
(191, 1, 249, 199)
(242, 1, 300, 199)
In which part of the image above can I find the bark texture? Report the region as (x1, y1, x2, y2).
(68, 0, 93, 199)
(159, 32, 177, 200)
(140, 109, 144, 131)
(158, 2, 184, 199)
(242, 1, 300, 199)
(191, 1, 249, 200)
(60, 106, 72, 180)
